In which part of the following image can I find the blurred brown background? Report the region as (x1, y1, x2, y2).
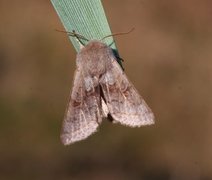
(1, 0, 212, 179)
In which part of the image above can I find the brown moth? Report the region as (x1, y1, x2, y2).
(60, 31, 154, 145)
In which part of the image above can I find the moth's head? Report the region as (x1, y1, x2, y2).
(81, 40, 108, 51)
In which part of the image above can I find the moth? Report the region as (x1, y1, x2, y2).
(60, 30, 155, 145)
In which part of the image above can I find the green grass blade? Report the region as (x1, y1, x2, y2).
(50, 0, 117, 52)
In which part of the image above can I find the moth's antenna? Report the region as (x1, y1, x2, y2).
(101, 28, 135, 41)
(55, 29, 89, 46)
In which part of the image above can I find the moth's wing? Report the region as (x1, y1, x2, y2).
(100, 58, 155, 127)
(61, 68, 102, 145)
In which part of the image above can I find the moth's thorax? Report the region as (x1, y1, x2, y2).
(76, 40, 114, 76)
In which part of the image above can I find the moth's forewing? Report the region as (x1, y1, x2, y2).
(61, 69, 102, 145)
(99, 55, 154, 127)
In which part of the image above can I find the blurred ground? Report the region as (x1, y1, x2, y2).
(1, 0, 212, 179)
